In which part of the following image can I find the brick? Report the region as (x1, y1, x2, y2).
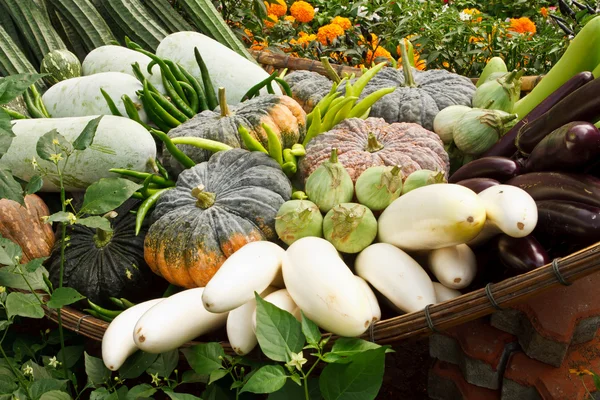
(491, 271, 600, 367)
(428, 360, 501, 400)
(502, 332, 600, 400)
(430, 318, 518, 389)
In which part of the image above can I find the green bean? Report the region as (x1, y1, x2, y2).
(347, 87, 396, 119)
(303, 106, 322, 146)
(178, 63, 208, 111)
(267, 82, 275, 94)
(194, 48, 218, 109)
(131, 62, 147, 83)
(291, 190, 308, 200)
(101, 89, 123, 117)
(140, 174, 154, 198)
(238, 125, 268, 154)
(283, 148, 296, 165)
(122, 94, 151, 129)
(120, 298, 136, 308)
(282, 161, 297, 176)
(109, 168, 175, 187)
(139, 92, 172, 132)
(149, 91, 189, 123)
(87, 300, 122, 318)
(171, 137, 233, 153)
(290, 143, 306, 157)
(275, 77, 293, 97)
(23, 89, 45, 118)
(154, 158, 170, 180)
(109, 297, 126, 309)
(0, 107, 28, 119)
(241, 71, 278, 102)
(83, 309, 113, 322)
(164, 60, 189, 85)
(144, 80, 182, 128)
(147, 59, 159, 75)
(136, 187, 173, 235)
(131, 191, 145, 200)
(150, 128, 196, 169)
(262, 123, 283, 165)
(179, 81, 199, 113)
(29, 85, 50, 117)
(162, 75, 195, 118)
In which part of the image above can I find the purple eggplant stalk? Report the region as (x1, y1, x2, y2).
(496, 234, 550, 273)
(483, 72, 594, 158)
(524, 121, 600, 172)
(449, 156, 520, 183)
(455, 178, 500, 193)
(534, 200, 600, 244)
(506, 172, 600, 208)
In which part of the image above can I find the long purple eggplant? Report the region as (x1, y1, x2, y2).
(496, 234, 550, 273)
(524, 121, 600, 172)
(455, 178, 500, 193)
(516, 77, 600, 155)
(535, 200, 600, 244)
(483, 72, 594, 158)
(449, 157, 520, 183)
(506, 172, 600, 208)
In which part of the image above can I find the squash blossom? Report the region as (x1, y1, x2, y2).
(290, 1, 315, 23)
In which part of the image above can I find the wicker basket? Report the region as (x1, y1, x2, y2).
(41, 51, 594, 354)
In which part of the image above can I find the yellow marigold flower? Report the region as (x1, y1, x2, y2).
(331, 16, 352, 30)
(569, 366, 594, 376)
(462, 8, 482, 23)
(264, 14, 278, 28)
(243, 28, 254, 43)
(442, 61, 450, 68)
(317, 23, 344, 45)
(509, 17, 536, 36)
(264, 0, 287, 17)
(251, 39, 269, 50)
(290, 31, 317, 47)
(540, 7, 548, 18)
(365, 46, 392, 65)
(284, 15, 296, 22)
(290, 1, 315, 23)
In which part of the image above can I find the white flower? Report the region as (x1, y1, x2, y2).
(314, 7, 319, 12)
(442, 4, 449, 12)
(286, 351, 308, 371)
(22, 365, 33, 377)
(459, 11, 472, 21)
(48, 356, 60, 368)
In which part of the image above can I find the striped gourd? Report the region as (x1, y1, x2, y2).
(46, 0, 117, 53)
(0, 0, 67, 66)
(100, 0, 168, 51)
(40, 49, 82, 86)
(0, 24, 38, 76)
(177, 0, 256, 63)
(141, 0, 194, 33)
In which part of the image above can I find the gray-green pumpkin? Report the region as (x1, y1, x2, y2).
(163, 91, 306, 176)
(283, 70, 334, 113)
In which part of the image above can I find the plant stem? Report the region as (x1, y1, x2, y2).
(0, 330, 31, 399)
(15, 264, 45, 305)
(399, 41, 416, 87)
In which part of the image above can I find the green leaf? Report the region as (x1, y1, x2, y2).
(145, 350, 179, 378)
(319, 347, 387, 400)
(126, 384, 156, 400)
(45, 212, 74, 224)
(30, 379, 68, 399)
(0, 321, 10, 331)
(72, 116, 103, 151)
(254, 293, 305, 362)
(76, 216, 113, 232)
(0, 74, 46, 104)
(268, 379, 323, 400)
(23, 257, 46, 273)
(161, 388, 203, 400)
(182, 343, 225, 375)
(0, 375, 17, 395)
(0, 165, 24, 206)
(240, 365, 288, 394)
(84, 352, 111, 386)
(301, 312, 321, 347)
(118, 352, 158, 380)
(0, 109, 15, 160)
(321, 338, 384, 364)
(22, 360, 51, 379)
(56, 346, 84, 369)
(202, 383, 236, 400)
(46, 287, 85, 309)
(0, 264, 50, 292)
(36, 129, 73, 162)
(89, 387, 111, 400)
(80, 178, 142, 215)
(0, 236, 22, 265)
(6, 292, 44, 319)
(25, 175, 43, 195)
(208, 369, 228, 385)
(181, 370, 208, 384)
(39, 391, 72, 400)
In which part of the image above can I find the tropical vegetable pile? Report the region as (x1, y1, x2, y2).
(2, 1, 600, 398)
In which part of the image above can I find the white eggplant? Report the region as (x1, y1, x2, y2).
(427, 244, 477, 289)
(252, 288, 300, 332)
(433, 283, 462, 303)
(355, 276, 381, 323)
(478, 184, 538, 237)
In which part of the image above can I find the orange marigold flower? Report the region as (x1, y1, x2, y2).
(540, 7, 548, 18)
(359, 33, 379, 46)
(317, 23, 344, 45)
(331, 16, 352, 30)
(569, 366, 594, 377)
(284, 15, 296, 22)
(290, 1, 315, 23)
(264, 0, 287, 17)
(366, 46, 392, 65)
(442, 61, 450, 68)
(251, 40, 269, 51)
(290, 31, 317, 47)
(264, 14, 278, 28)
(242, 28, 254, 43)
(397, 52, 426, 71)
(509, 17, 536, 36)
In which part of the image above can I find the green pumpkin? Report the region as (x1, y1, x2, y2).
(283, 70, 334, 113)
(40, 49, 82, 86)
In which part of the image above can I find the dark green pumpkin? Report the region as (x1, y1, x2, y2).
(283, 70, 334, 113)
(144, 149, 292, 288)
(48, 199, 162, 306)
(163, 93, 306, 176)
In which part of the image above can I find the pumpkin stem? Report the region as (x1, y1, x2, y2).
(399, 40, 417, 88)
(391, 165, 401, 176)
(365, 133, 384, 153)
(218, 87, 230, 117)
(191, 184, 216, 209)
(329, 148, 339, 163)
(320, 56, 342, 84)
(93, 211, 118, 248)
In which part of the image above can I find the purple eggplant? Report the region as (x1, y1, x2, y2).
(455, 178, 500, 193)
(449, 157, 521, 183)
(535, 200, 600, 244)
(483, 72, 594, 158)
(524, 121, 600, 172)
(506, 172, 600, 208)
(496, 234, 550, 273)
(516, 77, 600, 155)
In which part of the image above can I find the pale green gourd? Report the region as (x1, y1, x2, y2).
(433, 105, 472, 144)
(355, 165, 403, 211)
(402, 169, 447, 195)
(305, 148, 354, 213)
(323, 203, 377, 254)
(473, 69, 525, 113)
(453, 109, 518, 156)
(275, 200, 323, 245)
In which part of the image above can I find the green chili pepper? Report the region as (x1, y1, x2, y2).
(315, 91, 341, 117)
(42, 274, 54, 292)
(291, 190, 308, 200)
(29, 85, 50, 117)
(23, 89, 45, 118)
(87, 300, 123, 318)
(262, 123, 283, 165)
(136, 187, 173, 235)
(290, 143, 306, 157)
(241, 71, 278, 101)
(267, 82, 275, 94)
(109, 168, 175, 187)
(282, 161, 297, 176)
(149, 91, 189, 123)
(131, 62, 147, 83)
(178, 63, 208, 111)
(164, 60, 190, 86)
(101, 89, 123, 117)
(350, 62, 387, 98)
(283, 148, 296, 165)
(347, 87, 396, 119)
(109, 297, 126, 309)
(83, 309, 113, 322)
(139, 92, 172, 132)
(154, 158, 170, 180)
(238, 125, 268, 154)
(282, 149, 297, 177)
(140, 174, 154, 198)
(194, 47, 218, 109)
(161, 75, 195, 118)
(331, 96, 358, 127)
(303, 106, 322, 146)
(275, 77, 293, 97)
(321, 96, 358, 132)
(0, 107, 28, 119)
(179, 81, 199, 113)
(120, 298, 136, 308)
(150, 129, 196, 169)
(171, 137, 233, 153)
(122, 94, 151, 130)
(131, 191, 145, 200)
(144, 80, 182, 128)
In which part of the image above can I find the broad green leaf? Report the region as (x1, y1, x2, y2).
(0, 74, 47, 104)
(0, 321, 9, 331)
(46, 287, 85, 309)
(25, 175, 43, 195)
(0, 109, 15, 160)
(240, 365, 287, 394)
(145, 350, 179, 378)
(181, 370, 208, 384)
(268, 379, 323, 400)
(182, 343, 225, 375)
(0, 375, 17, 395)
(255, 293, 305, 362)
(118, 352, 158, 380)
(126, 384, 156, 400)
(301, 312, 321, 347)
(6, 292, 44, 319)
(72, 116, 102, 151)
(89, 387, 111, 400)
(12, 337, 40, 362)
(22, 360, 51, 380)
(80, 178, 142, 215)
(202, 383, 236, 400)
(321, 338, 384, 364)
(208, 369, 228, 385)
(0, 264, 50, 292)
(45, 212, 74, 224)
(84, 352, 111, 386)
(0, 236, 21, 265)
(39, 390, 72, 400)
(319, 347, 387, 400)
(57, 345, 84, 369)
(36, 129, 73, 162)
(30, 379, 68, 399)
(0, 166, 23, 206)
(76, 216, 113, 232)
(162, 388, 203, 400)
(23, 257, 46, 273)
